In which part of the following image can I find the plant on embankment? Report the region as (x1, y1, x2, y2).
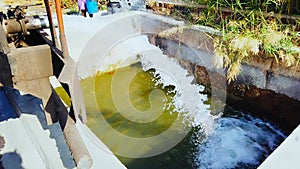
(150, 0, 300, 82)
(210, 0, 300, 82)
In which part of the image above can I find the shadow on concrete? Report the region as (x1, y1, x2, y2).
(0, 53, 13, 87)
(2, 87, 75, 168)
(0, 151, 24, 169)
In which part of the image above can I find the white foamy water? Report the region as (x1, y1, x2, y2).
(195, 112, 287, 169)
(138, 45, 216, 134)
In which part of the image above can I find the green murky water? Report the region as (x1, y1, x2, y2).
(79, 62, 286, 169)
(82, 63, 180, 136)
(80, 63, 190, 161)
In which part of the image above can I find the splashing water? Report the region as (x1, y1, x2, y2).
(194, 109, 287, 169)
(120, 108, 287, 169)
(79, 34, 286, 165)
(138, 49, 215, 134)
(81, 53, 219, 158)
(80, 61, 286, 168)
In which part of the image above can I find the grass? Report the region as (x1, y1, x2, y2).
(149, 0, 300, 82)
(212, 8, 300, 82)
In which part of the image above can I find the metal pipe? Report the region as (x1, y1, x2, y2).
(4, 16, 56, 34)
(54, 0, 69, 58)
(54, 1, 93, 168)
(44, 0, 58, 47)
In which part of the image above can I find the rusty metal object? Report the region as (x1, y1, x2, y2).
(54, 0, 69, 59)
(1, 4, 55, 46)
(44, 0, 58, 47)
(4, 16, 53, 35)
(53, 0, 93, 168)
(4, 18, 27, 34)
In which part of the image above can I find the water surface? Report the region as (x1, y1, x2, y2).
(80, 64, 287, 169)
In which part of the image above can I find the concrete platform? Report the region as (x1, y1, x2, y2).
(0, 87, 76, 169)
(0, 87, 75, 169)
(0, 115, 75, 169)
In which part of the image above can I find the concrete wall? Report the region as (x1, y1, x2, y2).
(149, 27, 300, 131)
(60, 11, 300, 131)
(151, 27, 300, 103)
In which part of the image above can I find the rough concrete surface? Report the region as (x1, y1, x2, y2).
(0, 115, 75, 169)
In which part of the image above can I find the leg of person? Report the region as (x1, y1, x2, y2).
(78, 0, 87, 17)
(81, 10, 87, 17)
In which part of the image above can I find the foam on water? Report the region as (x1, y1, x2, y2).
(138, 47, 216, 134)
(194, 112, 287, 169)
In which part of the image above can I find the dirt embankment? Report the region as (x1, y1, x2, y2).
(2, 0, 76, 15)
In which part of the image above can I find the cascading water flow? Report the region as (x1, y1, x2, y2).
(79, 33, 287, 168)
(80, 34, 216, 158)
(119, 107, 287, 169)
(61, 12, 288, 169)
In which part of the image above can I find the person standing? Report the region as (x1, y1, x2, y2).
(78, 0, 98, 17)
(77, 0, 87, 17)
(86, 0, 98, 17)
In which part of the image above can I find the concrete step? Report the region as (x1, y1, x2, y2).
(0, 86, 75, 169)
(0, 114, 75, 169)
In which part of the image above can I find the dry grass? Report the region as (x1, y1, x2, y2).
(4, 0, 44, 6)
(2, 0, 76, 15)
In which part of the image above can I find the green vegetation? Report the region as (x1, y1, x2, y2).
(61, 0, 78, 9)
(204, 0, 300, 82)
(61, 0, 107, 12)
(212, 7, 300, 82)
(150, 0, 300, 82)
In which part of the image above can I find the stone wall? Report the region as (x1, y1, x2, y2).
(149, 27, 300, 132)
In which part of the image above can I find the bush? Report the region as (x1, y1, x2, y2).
(61, 0, 78, 9)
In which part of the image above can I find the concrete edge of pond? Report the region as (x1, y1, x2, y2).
(155, 25, 300, 102)
(150, 22, 300, 169)
(151, 25, 300, 130)
(40, 11, 300, 168)
(75, 120, 127, 169)
(258, 124, 300, 169)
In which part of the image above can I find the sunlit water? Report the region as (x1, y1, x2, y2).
(80, 63, 287, 169)
(82, 64, 182, 137)
(117, 108, 287, 169)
